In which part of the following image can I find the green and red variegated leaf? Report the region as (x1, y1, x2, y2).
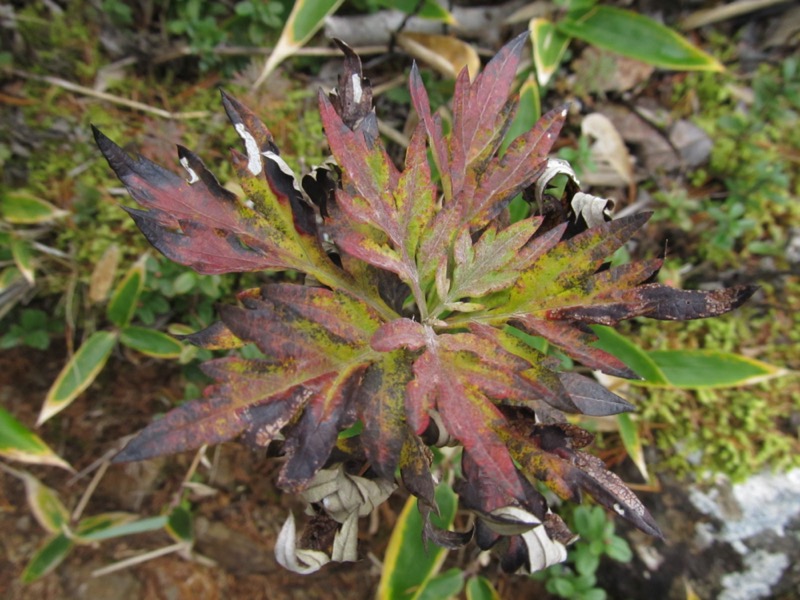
(450, 33, 528, 197)
(113, 365, 313, 462)
(279, 365, 364, 491)
(467, 324, 576, 412)
(219, 284, 383, 363)
(464, 105, 566, 228)
(93, 127, 325, 278)
(356, 350, 415, 479)
(319, 91, 398, 211)
(444, 217, 542, 303)
(506, 213, 652, 313)
(513, 316, 639, 379)
(395, 123, 437, 261)
(410, 343, 526, 503)
(409, 63, 452, 200)
(178, 321, 243, 350)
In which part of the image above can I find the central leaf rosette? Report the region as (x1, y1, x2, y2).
(95, 34, 754, 574)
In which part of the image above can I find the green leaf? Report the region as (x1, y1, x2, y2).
(106, 256, 146, 328)
(466, 575, 501, 600)
(550, 576, 576, 597)
(11, 239, 35, 284)
(39, 330, 118, 425)
(605, 535, 632, 563)
(646, 350, 788, 389)
(0, 192, 67, 224)
(166, 505, 193, 542)
(574, 544, 601, 576)
(76, 515, 168, 542)
(74, 512, 139, 541)
(415, 568, 464, 600)
(617, 412, 649, 482)
(21, 533, 73, 583)
(253, 0, 344, 87)
(19, 471, 70, 533)
(0, 407, 73, 471)
(120, 326, 183, 358)
(557, 6, 724, 72)
(502, 75, 541, 155)
(590, 325, 668, 384)
(529, 18, 571, 86)
(378, 484, 458, 600)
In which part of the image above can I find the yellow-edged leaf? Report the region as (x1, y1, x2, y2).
(529, 17, 571, 86)
(378, 484, 458, 600)
(106, 255, 146, 328)
(120, 326, 183, 358)
(0, 192, 68, 224)
(557, 6, 724, 72)
(0, 407, 73, 471)
(38, 330, 118, 425)
(20, 471, 70, 534)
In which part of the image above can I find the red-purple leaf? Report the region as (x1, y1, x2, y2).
(465, 105, 567, 227)
(409, 63, 451, 199)
(370, 319, 427, 352)
(411, 344, 527, 502)
(513, 317, 640, 379)
(452, 32, 528, 190)
(113, 360, 312, 462)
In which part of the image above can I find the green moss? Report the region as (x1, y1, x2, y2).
(666, 52, 800, 268)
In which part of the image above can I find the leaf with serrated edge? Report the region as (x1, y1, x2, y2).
(446, 217, 542, 303)
(412, 343, 525, 503)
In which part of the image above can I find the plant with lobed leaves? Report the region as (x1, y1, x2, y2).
(93, 34, 754, 574)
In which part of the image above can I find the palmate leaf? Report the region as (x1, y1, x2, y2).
(101, 34, 757, 575)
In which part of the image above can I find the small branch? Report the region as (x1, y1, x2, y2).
(91, 542, 188, 577)
(152, 43, 389, 65)
(11, 70, 209, 120)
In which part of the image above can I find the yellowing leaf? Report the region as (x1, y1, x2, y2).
(396, 32, 481, 81)
(11, 239, 35, 284)
(20, 471, 70, 534)
(88, 244, 121, 304)
(529, 17, 571, 86)
(0, 407, 73, 471)
(0, 192, 68, 224)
